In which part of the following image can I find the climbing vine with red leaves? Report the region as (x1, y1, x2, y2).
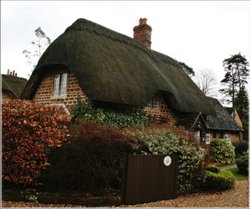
(2, 99, 72, 185)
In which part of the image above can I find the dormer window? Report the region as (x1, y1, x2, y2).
(147, 96, 160, 108)
(53, 73, 68, 96)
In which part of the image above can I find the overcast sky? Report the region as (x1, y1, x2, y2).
(1, 1, 250, 101)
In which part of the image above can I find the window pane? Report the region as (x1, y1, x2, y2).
(53, 74, 60, 96)
(147, 96, 159, 108)
(60, 73, 68, 96)
(205, 133, 210, 144)
(153, 97, 159, 108)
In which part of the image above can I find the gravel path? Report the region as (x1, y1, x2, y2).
(125, 180, 249, 207)
(2, 180, 249, 208)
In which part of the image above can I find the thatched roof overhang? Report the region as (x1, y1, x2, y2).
(21, 18, 215, 115)
(2, 74, 27, 98)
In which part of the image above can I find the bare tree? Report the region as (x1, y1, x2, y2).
(23, 27, 51, 77)
(193, 68, 217, 96)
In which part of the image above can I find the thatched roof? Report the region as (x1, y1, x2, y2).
(225, 107, 234, 115)
(205, 98, 243, 132)
(2, 74, 27, 98)
(21, 18, 215, 114)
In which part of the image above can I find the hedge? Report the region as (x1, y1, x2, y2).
(202, 168, 235, 191)
(2, 99, 71, 185)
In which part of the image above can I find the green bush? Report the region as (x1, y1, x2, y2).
(126, 125, 205, 194)
(70, 99, 148, 128)
(232, 141, 248, 158)
(202, 169, 235, 191)
(205, 164, 220, 173)
(210, 138, 235, 164)
(236, 155, 249, 175)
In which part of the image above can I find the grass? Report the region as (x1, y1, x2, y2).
(226, 167, 248, 180)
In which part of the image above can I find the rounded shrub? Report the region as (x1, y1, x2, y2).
(232, 141, 248, 158)
(236, 155, 249, 175)
(202, 169, 235, 191)
(210, 138, 235, 164)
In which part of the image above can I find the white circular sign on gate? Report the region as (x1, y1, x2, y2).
(163, 156, 172, 166)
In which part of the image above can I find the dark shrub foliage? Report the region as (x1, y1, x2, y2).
(202, 169, 235, 191)
(39, 120, 148, 193)
(205, 164, 220, 173)
(236, 155, 249, 175)
(232, 141, 248, 158)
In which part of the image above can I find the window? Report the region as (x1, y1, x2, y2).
(224, 133, 231, 142)
(147, 96, 160, 108)
(53, 73, 68, 97)
(60, 73, 68, 96)
(219, 132, 224, 138)
(213, 132, 216, 139)
(205, 133, 210, 144)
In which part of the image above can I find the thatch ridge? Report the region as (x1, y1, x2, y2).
(65, 18, 180, 67)
(21, 18, 215, 115)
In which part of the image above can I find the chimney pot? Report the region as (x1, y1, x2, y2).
(133, 18, 152, 49)
(142, 18, 147, 25)
(7, 69, 10, 75)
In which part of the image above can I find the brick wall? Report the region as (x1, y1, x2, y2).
(33, 71, 176, 125)
(210, 131, 240, 142)
(33, 72, 88, 111)
(144, 94, 176, 125)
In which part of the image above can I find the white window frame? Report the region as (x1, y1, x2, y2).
(53, 74, 60, 96)
(147, 96, 160, 108)
(205, 133, 210, 144)
(223, 133, 231, 142)
(53, 73, 68, 97)
(60, 73, 68, 96)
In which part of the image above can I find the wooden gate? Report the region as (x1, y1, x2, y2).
(122, 154, 178, 205)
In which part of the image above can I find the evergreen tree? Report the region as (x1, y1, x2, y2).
(219, 53, 249, 107)
(235, 86, 249, 140)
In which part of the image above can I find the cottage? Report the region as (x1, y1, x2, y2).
(2, 70, 27, 100)
(178, 98, 244, 143)
(21, 18, 215, 126)
(204, 98, 244, 142)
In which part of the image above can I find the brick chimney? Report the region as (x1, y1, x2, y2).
(133, 18, 152, 49)
(7, 69, 17, 77)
